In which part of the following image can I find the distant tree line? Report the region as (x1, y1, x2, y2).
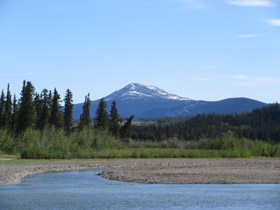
(0, 81, 133, 139)
(0, 81, 279, 159)
(132, 104, 280, 143)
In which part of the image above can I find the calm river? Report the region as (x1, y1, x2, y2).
(0, 170, 279, 210)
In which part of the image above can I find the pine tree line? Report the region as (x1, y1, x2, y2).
(0, 81, 133, 140)
(0, 84, 14, 131)
(0, 81, 69, 134)
(79, 95, 134, 140)
(131, 104, 280, 143)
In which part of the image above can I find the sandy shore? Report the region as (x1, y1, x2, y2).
(0, 159, 280, 186)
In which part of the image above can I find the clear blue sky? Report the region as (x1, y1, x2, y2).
(0, 0, 279, 103)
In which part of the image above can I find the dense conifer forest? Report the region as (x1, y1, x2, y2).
(0, 81, 279, 159)
(0, 81, 134, 158)
(132, 104, 280, 143)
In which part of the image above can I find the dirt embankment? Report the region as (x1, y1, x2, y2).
(0, 159, 279, 186)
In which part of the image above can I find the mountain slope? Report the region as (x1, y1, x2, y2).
(72, 83, 267, 120)
(104, 83, 191, 102)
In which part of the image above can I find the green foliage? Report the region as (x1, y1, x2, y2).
(64, 89, 73, 133)
(120, 115, 134, 143)
(0, 81, 279, 159)
(11, 95, 18, 133)
(94, 98, 109, 130)
(109, 101, 120, 137)
(79, 93, 91, 130)
(20, 128, 71, 159)
(10, 131, 279, 159)
(17, 81, 36, 133)
(34, 93, 41, 128)
(0, 90, 5, 128)
(4, 84, 12, 130)
(17, 128, 121, 159)
(198, 135, 237, 150)
(0, 129, 15, 154)
(49, 88, 63, 129)
(132, 104, 280, 143)
(93, 129, 121, 150)
(36, 89, 50, 131)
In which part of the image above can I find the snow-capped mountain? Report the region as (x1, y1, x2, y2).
(72, 83, 267, 120)
(105, 83, 191, 101)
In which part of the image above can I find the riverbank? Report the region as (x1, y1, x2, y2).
(0, 159, 279, 185)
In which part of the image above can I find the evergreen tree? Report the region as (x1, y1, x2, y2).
(4, 84, 12, 130)
(109, 101, 120, 137)
(17, 81, 36, 133)
(94, 98, 109, 130)
(48, 90, 52, 108)
(64, 89, 73, 133)
(49, 88, 63, 128)
(120, 115, 134, 141)
(0, 90, 5, 128)
(11, 95, 18, 133)
(79, 93, 91, 130)
(37, 89, 50, 130)
(34, 93, 41, 129)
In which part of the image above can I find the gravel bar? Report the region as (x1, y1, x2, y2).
(0, 159, 279, 186)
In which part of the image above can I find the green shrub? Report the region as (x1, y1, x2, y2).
(0, 129, 15, 154)
(0, 127, 278, 159)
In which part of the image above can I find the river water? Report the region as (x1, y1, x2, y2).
(0, 170, 279, 210)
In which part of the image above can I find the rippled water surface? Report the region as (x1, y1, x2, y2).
(0, 170, 279, 210)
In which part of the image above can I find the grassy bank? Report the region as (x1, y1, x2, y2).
(92, 148, 272, 159)
(0, 128, 279, 159)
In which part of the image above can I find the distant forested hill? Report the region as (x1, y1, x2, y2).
(132, 104, 280, 143)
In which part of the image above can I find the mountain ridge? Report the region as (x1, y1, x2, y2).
(104, 83, 192, 102)
(72, 83, 267, 120)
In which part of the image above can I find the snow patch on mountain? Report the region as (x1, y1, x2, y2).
(122, 90, 153, 98)
(108, 83, 192, 101)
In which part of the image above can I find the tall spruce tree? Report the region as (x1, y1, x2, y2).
(37, 89, 50, 130)
(11, 95, 18, 133)
(94, 98, 109, 130)
(5, 84, 12, 130)
(64, 89, 73, 133)
(34, 93, 41, 129)
(17, 81, 36, 133)
(0, 90, 5, 129)
(49, 88, 63, 128)
(120, 115, 134, 141)
(48, 90, 52, 108)
(79, 93, 91, 130)
(109, 101, 120, 137)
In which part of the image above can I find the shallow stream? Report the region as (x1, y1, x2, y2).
(0, 170, 279, 210)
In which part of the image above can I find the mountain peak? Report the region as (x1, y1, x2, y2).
(72, 83, 266, 120)
(105, 83, 192, 101)
(124, 83, 146, 90)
